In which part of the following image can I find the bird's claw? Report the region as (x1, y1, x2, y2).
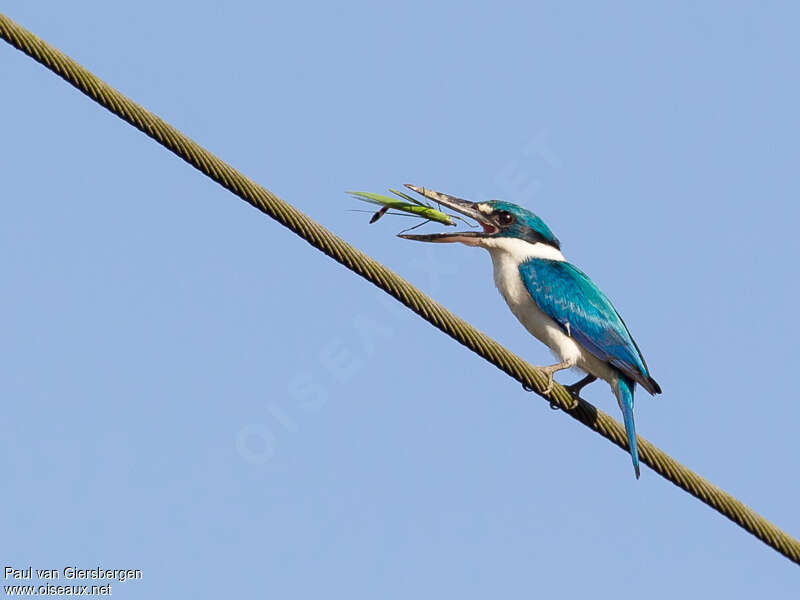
(522, 373, 554, 396)
(541, 371, 565, 410)
(561, 374, 596, 410)
(524, 367, 581, 411)
(561, 384, 582, 410)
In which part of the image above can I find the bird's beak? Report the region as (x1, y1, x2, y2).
(398, 184, 497, 243)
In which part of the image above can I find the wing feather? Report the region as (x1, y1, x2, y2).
(518, 259, 660, 395)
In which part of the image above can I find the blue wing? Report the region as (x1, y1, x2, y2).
(518, 259, 660, 395)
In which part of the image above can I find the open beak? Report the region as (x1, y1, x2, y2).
(397, 184, 497, 243)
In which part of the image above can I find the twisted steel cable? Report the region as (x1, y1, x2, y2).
(2, 12, 798, 566)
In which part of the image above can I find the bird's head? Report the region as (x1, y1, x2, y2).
(398, 185, 560, 251)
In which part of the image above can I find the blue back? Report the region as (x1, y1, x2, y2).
(518, 258, 658, 392)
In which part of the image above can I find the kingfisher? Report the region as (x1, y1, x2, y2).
(399, 185, 661, 478)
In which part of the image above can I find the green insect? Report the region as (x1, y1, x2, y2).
(348, 188, 472, 233)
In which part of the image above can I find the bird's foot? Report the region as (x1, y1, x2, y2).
(562, 374, 598, 409)
(522, 361, 576, 410)
(559, 389, 579, 410)
(538, 365, 560, 410)
(521, 378, 559, 409)
(521, 371, 555, 395)
(541, 372, 556, 396)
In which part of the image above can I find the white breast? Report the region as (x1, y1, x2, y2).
(482, 237, 616, 384)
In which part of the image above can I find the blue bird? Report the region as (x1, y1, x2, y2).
(399, 185, 661, 478)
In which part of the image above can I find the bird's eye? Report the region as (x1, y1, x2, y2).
(496, 211, 515, 226)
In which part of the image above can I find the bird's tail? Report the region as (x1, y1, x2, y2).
(616, 375, 640, 479)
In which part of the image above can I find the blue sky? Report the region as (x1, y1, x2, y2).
(2, 1, 799, 597)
